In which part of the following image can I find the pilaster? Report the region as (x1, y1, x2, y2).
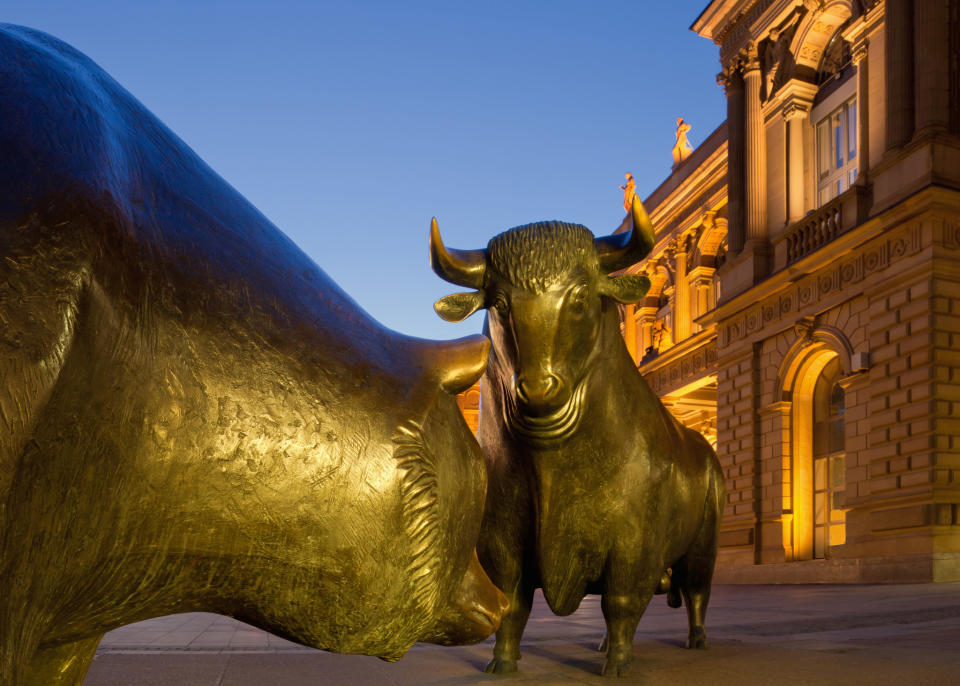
(720, 64, 746, 254)
(913, 0, 951, 136)
(743, 42, 767, 243)
(885, 0, 914, 150)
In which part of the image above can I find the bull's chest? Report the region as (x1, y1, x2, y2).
(532, 464, 616, 575)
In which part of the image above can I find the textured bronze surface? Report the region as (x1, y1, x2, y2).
(431, 197, 725, 677)
(0, 24, 505, 685)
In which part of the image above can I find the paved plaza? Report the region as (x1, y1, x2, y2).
(83, 583, 960, 685)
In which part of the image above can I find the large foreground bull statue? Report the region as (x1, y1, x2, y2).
(430, 197, 725, 677)
(0, 24, 506, 685)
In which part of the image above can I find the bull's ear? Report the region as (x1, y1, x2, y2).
(600, 274, 650, 304)
(434, 291, 486, 322)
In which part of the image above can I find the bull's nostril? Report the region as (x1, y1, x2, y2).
(515, 378, 529, 404)
(544, 375, 558, 398)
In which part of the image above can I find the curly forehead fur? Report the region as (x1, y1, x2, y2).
(486, 221, 596, 292)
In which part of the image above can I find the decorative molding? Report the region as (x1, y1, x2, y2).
(718, 222, 924, 347)
(717, 0, 780, 61)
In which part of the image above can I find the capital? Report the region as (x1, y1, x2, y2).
(782, 100, 810, 121)
(851, 40, 868, 65)
(740, 41, 760, 73)
(702, 209, 717, 231)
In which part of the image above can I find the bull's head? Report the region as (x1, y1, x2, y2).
(429, 197, 654, 441)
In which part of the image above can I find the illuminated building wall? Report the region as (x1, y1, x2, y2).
(619, 0, 960, 582)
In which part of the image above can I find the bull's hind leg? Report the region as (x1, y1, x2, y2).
(671, 482, 722, 649)
(24, 634, 102, 686)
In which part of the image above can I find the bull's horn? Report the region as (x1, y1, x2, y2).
(595, 195, 656, 273)
(429, 217, 486, 289)
(421, 334, 490, 395)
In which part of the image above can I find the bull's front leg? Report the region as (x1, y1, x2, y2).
(600, 589, 653, 677)
(484, 576, 534, 674)
(477, 506, 534, 675)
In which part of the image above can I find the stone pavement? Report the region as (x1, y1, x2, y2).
(83, 583, 960, 685)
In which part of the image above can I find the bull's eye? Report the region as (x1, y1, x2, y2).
(492, 294, 509, 317)
(568, 284, 588, 315)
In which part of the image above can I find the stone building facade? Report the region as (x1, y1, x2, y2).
(618, 0, 960, 582)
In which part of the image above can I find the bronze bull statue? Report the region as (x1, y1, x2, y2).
(429, 197, 725, 677)
(0, 24, 506, 685)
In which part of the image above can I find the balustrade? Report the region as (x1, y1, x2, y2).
(785, 196, 843, 264)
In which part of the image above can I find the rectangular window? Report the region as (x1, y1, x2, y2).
(815, 96, 858, 207)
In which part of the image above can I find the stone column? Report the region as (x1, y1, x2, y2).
(914, 0, 950, 135)
(742, 43, 767, 243)
(636, 306, 658, 359)
(622, 304, 638, 364)
(720, 65, 746, 254)
(670, 239, 691, 342)
(783, 98, 811, 223)
(852, 40, 870, 184)
(885, 0, 915, 149)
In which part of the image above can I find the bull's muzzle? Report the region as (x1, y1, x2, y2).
(426, 551, 508, 646)
(515, 373, 567, 416)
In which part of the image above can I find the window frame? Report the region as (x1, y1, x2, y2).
(810, 74, 858, 208)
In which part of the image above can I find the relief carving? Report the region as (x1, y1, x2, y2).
(943, 221, 960, 249)
(719, 224, 925, 345)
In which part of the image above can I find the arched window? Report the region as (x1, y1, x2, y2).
(811, 357, 846, 558)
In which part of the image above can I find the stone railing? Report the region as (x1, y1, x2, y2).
(785, 195, 843, 265)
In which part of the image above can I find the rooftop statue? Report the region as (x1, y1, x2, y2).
(0, 24, 506, 685)
(672, 117, 693, 167)
(429, 197, 725, 677)
(619, 173, 636, 213)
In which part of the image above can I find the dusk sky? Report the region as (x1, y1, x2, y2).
(6, 1, 726, 341)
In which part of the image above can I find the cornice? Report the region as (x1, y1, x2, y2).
(699, 185, 960, 331)
(691, 0, 746, 42)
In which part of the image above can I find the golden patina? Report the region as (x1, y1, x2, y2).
(431, 197, 725, 677)
(0, 24, 505, 685)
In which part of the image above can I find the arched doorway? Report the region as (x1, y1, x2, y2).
(778, 328, 851, 561)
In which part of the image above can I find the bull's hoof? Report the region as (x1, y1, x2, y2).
(601, 656, 633, 677)
(597, 633, 608, 652)
(685, 627, 707, 649)
(484, 657, 518, 674)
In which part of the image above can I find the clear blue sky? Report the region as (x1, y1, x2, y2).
(6, 1, 725, 341)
